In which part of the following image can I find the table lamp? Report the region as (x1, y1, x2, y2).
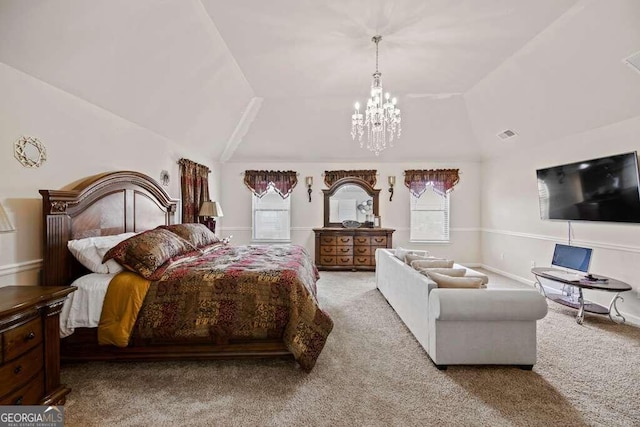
(198, 201, 223, 234)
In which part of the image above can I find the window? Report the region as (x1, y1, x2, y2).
(252, 184, 291, 242)
(410, 188, 450, 242)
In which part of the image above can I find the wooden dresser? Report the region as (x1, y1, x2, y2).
(313, 228, 394, 271)
(0, 286, 76, 405)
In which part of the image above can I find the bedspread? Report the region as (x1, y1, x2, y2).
(102, 244, 333, 371)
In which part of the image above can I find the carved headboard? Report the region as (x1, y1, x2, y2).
(39, 171, 178, 286)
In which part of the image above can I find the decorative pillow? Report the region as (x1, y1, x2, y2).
(160, 223, 220, 249)
(404, 253, 429, 265)
(67, 232, 137, 273)
(103, 228, 199, 280)
(427, 272, 485, 289)
(410, 259, 454, 270)
(393, 247, 410, 262)
(418, 267, 467, 277)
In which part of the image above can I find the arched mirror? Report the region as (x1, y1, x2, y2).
(323, 177, 380, 227)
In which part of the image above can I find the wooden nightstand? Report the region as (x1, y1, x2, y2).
(0, 286, 76, 405)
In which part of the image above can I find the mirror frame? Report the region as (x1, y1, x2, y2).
(323, 177, 380, 227)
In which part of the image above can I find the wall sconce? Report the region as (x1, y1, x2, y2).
(388, 176, 396, 202)
(306, 176, 313, 202)
(199, 200, 224, 234)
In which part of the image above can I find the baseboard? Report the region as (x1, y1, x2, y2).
(0, 259, 42, 277)
(480, 264, 536, 287)
(482, 263, 640, 328)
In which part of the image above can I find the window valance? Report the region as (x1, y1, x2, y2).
(323, 170, 377, 188)
(244, 170, 298, 199)
(404, 169, 460, 198)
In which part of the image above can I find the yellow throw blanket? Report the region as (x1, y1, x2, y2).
(98, 272, 151, 347)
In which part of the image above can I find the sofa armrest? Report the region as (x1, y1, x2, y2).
(429, 289, 548, 322)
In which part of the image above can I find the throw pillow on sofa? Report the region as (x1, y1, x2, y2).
(418, 267, 467, 277)
(404, 253, 430, 265)
(427, 271, 485, 289)
(411, 259, 454, 270)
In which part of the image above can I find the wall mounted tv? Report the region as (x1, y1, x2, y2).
(536, 151, 640, 223)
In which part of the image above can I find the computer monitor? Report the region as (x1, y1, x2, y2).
(551, 244, 592, 273)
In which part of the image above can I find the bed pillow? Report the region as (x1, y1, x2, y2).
(103, 228, 199, 280)
(160, 223, 221, 249)
(427, 271, 485, 289)
(410, 259, 454, 270)
(94, 243, 125, 274)
(67, 232, 137, 273)
(418, 267, 467, 277)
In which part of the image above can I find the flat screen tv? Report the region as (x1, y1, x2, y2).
(536, 151, 640, 223)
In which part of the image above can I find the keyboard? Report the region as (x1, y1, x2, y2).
(540, 270, 583, 282)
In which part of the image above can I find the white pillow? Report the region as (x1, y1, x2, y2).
(95, 242, 125, 274)
(67, 232, 136, 274)
(393, 247, 410, 262)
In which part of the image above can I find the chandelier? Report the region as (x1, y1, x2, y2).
(351, 35, 401, 156)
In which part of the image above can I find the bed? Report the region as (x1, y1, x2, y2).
(40, 171, 333, 371)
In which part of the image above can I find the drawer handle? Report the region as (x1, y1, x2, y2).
(14, 365, 23, 375)
(323, 258, 333, 263)
(340, 238, 350, 242)
(374, 238, 384, 243)
(357, 248, 366, 253)
(14, 396, 23, 405)
(25, 331, 36, 341)
(339, 248, 349, 253)
(358, 258, 367, 262)
(341, 258, 350, 262)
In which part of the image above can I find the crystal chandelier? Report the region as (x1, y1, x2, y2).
(351, 35, 401, 156)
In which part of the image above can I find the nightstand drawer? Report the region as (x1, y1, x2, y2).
(0, 344, 43, 396)
(336, 236, 353, 246)
(353, 236, 370, 246)
(320, 236, 336, 245)
(320, 256, 336, 265)
(0, 370, 44, 405)
(371, 236, 388, 246)
(354, 246, 371, 256)
(336, 246, 353, 256)
(3, 317, 42, 362)
(320, 246, 337, 255)
(354, 256, 371, 266)
(336, 256, 353, 266)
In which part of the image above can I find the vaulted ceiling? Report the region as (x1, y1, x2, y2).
(1, 0, 639, 162)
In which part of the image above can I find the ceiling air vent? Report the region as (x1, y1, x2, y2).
(497, 129, 517, 140)
(624, 51, 640, 75)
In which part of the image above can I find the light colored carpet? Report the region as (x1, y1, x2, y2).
(61, 270, 640, 426)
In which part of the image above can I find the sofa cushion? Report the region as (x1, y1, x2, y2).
(393, 247, 410, 262)
(427, 271, 485, 289)
(411, 259, 454, 270)
(418, 267, 467, 277)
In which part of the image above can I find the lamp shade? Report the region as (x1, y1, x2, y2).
(199, 201, 223, 218)
(0, 203, 15, 232)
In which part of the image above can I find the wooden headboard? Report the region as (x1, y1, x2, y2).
(39, 171, 178, 286)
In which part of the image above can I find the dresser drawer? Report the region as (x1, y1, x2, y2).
(0, 344, 43, 396)
(354, 256, 371, 266)
(354, 246, 371, 256)
(320, 256, 336, 266)
(320, 246, 337, 255)
(320, 236, 336, 245)
(353, 236, 370, 246)
(0, 370, 44, 405)
(371, 236, 388, 246)
(3, 317, 42, 362)
(336, 256, 353, 266)
(336, 246, 353, 256)
(336, 236, 353, 246)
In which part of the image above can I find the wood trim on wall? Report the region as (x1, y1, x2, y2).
(0, 259, 42, 277)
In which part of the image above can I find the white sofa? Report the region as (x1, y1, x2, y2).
(375, 249, 548, 370)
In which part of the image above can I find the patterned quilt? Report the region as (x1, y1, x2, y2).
(131, 244, 333, 371)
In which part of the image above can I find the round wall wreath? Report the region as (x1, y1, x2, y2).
(14, 136, 47, 168)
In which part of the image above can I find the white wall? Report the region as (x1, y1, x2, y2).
(480, 115, 640, 324)
(219, 161, 481, 264)
(0, 63, 216, 286)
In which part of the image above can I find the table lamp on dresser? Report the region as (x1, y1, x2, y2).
(199, 201, 223, 234)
